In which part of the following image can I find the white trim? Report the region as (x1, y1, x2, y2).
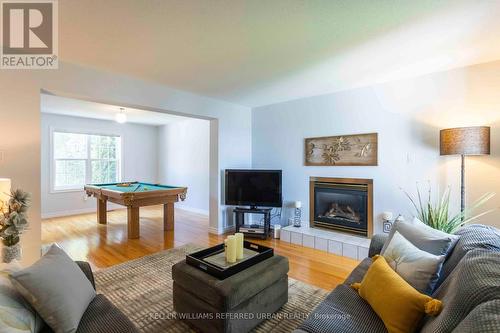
(49, 127, 123, 193)
(41, 206, 122, 219)
(176, 205, 209, 216)
(209, 224, 235, 235)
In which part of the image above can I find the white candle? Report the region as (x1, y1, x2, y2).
(0, 178, 11, 213)
(382, 211, 393, 221)
(235, 233, 244, 260)
(226, 236, 236, 263)
(294, 201, 302, 208)
(224, 239, 228, 261)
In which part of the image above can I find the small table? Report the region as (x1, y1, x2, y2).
(234, 207, 272, 239)
(172, 254, 289, 333)
(84, 182, 187, 239)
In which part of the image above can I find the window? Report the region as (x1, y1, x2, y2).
(52, 131, 121, 191)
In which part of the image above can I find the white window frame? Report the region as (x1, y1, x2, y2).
(50, 128, 123, 193)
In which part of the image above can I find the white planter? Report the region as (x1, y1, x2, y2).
(2, 243, 21, 263)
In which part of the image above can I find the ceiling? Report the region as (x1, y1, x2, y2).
(59, 0, 500, 107)
(41, 94, 189, 126)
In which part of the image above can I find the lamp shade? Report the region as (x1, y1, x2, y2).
(440, 126, 490, 156)
(0, 178, 11, 212)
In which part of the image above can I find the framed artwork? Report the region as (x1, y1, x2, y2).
(305, 133, 378, 166)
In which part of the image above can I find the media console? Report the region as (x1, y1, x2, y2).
(233, 207, 272, 239)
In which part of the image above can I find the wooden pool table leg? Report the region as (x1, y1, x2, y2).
(164, 203, 174, 231)
(97, 199, 107, 224)
(127, 206, 140, 239)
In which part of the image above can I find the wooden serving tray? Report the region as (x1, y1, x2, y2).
(186, 241, 274, 279)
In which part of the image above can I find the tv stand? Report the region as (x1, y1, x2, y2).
(234, 207, 272, 239)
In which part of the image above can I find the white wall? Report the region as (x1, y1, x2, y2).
(40, 113, 159, 218)
(252, 61, 500, 234)
(158, 119, 210, 214)
(0, 62, 251, 265)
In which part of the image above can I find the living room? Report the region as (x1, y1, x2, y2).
(0, 1, 499, 333)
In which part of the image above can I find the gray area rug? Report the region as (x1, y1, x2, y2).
(94, 244, 328, 332)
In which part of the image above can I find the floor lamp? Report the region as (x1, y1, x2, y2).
(440, 126, 490, 215)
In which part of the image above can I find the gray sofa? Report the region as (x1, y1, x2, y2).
(295, 224, 500, 333)
(40, 261, 139, 333)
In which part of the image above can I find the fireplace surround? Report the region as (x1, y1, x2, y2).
(310, 177, 373, 237)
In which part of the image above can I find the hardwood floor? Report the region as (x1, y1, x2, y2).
(42, 206, 359, 290)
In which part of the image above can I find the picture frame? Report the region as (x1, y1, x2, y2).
(305, 133, 378, 166)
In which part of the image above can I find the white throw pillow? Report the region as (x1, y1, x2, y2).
(383, 231, 446, 294)
(0, 262, 43, 333)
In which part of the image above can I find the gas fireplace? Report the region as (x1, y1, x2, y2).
(310, 177, 373, 237)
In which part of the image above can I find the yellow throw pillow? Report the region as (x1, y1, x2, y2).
(351, 255, 442, 333)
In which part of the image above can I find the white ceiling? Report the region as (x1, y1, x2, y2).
(41, 94, 189, 126)
(58, 0, 500, 107)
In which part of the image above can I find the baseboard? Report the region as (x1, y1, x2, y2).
(41, 206, 121, 219)
(176, 205, 209, 216)
(208, 225, 236, 235)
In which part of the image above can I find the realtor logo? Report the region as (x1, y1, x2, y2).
(1, 0, 58, 69)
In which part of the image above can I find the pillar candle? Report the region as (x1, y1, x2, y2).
(226, 236, 236, 263)
(235, 233, 244, 260)
(224, 239, 229, 261)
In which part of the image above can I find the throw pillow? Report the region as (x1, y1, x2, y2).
(381, 218, 459, 256)
(383, 231, 445, 294)
(351, 255, 442, 333)
(0, 262, 43, 333)
(10, 245, 96, 333)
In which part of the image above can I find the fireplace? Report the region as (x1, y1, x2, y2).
(310, 177, 373, 237)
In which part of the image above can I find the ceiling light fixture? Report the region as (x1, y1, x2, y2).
(115, 107, 127, 124)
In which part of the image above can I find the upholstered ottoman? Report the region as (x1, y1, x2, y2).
(172, 255, 289, 333)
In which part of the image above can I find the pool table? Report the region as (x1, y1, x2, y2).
(84, 182, 187, 239)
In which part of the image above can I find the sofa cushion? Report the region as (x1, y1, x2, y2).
(450, 299, 500, 333)
(381, 219, 459, 257)
(39, 295, 139, 333)
(298, 284, 387, 333)
(76, 295, 138, 333)
(344, 257, 371, 285)
(436, 224, 500, 288)
(420, 249, 500, 333)
(10, 245, 96, 333)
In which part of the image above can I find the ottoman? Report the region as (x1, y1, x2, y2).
(172, 255, 289, 333)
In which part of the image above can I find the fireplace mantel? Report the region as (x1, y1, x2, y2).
(310, 177, 373, 237)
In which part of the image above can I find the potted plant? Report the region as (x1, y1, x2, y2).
(0, 189, 30, 263)
(403, 183, 495, 233)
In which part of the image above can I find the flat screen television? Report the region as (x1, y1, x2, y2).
(225, 169, 282, 208)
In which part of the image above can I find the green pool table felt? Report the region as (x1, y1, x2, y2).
(94, 182, 180, 193)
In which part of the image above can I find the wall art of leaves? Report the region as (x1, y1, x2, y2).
(305, 133, 378, 166)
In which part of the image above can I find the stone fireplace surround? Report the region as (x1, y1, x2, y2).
(280, 224, 370, 260)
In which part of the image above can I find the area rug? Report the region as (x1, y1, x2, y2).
(94, 244, 328, 332)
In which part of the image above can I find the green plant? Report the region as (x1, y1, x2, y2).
(403, 183, 495, 233)
(0, 189, 31, 247)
